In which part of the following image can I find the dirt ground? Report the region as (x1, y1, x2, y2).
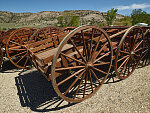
(0, 59, 150, 113)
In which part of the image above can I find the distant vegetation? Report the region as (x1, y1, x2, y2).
(0, 10, 123, 30)
(56, 12, 79, 27)
(120, 16, 132, 26)
(120, 9, 150, 26)
(104, 8, 118, 26)
(131, 9, 150, 25)
(0, 9, 150, 31)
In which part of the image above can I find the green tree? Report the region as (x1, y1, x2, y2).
(68, 16, 79, 27)
(105, 8, 118, 26)
(2, 27, 7, 31)
(57, 16, 63, 27)
(57, 12, 79, 27)
(131, 9, 150, 25)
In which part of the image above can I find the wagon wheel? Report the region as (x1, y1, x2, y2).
(51, 25, 113, 102)
(29, 26, 62, 43)
(115, 26, 144, 79)
(0, 47, 3, 69)
(6, 27, 37, 69)
(139, 29, 150, 66)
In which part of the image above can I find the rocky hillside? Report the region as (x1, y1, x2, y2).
(0, 10, 124, 27)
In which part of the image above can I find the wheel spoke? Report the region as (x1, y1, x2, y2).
(124, 41, 130, 52)
(143, 48, 149, 54)
(131, 56, 137, 65)
(16, 53, 27, 64)
(48, 27, 51, 35)
(134, 40, 143, 51)
(89, 69, 94, 92)
(117, 55, 130, 62)
(35, 34, 40, 41)
(118, 57, 130, 75)
(131, 59, 134, 71)
(134, 53, 140, 57)
(8, 48, 26, 51)
(129, 35, 131, 51)
(57, 68, 85, 86)
(22, 30, 29, 42)
(9, 40, 21, 46)
(41, 30, 48, 39)
(93, 42, 108, 61)
(11, 51, 27, 58)
(69, 39, 87, 63)
(23, 57, 29, 67)
(128, 59, 131, 74)
(94, 62, 110, 66)
(123, 64, 128, 76)
(145, 57, 149, 65)
(90, 69, 101, 85)
(81, 30, 88, 60)
(94, 51, 110, 63)
(91, 35, 101, 61)
(29, 30, 33, 41)
(55, 66, 85, 71)
(8, 45, 26, 50)
(9, 48, 26, 51)
(119, 50, 130, 54)
(133, 29, 139, 48)
(83, 72, 88, 98)
(89, 28, 95, 61)
(118, 56, 130, 70)
(73, 72, 86, 99)
(60, 53, 85, 65)
(92, 66, 108, 75)
(64, 70, 85, 95)
(141, 49, 149, 60)
(134, 48, 143, 53)
(15, 34, 22, 45)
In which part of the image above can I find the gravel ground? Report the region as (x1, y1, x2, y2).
(0, 60, 150, 113)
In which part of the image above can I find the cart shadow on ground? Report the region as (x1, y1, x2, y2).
(104, 68, 122, 84)
(15, 70, 77, 112)
(14, 68, 124, 112)
(10, 54, 150, 112)
(0, 57, 22, 73)
(138, 53, 150, 69)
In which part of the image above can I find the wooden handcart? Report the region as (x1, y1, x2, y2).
(26, 25, 150, 102)
(0, 25, 149, 102)
(0, 27, 65, 69)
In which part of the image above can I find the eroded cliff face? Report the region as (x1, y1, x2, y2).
(0, 10, 124, 26)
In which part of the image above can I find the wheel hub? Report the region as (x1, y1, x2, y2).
(85, 62, 93, 69)
(131, 51, 135, 55)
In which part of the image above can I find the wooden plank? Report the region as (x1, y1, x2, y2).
(37, 64, 51, 81)
(43, 44, 85, 65)
(28, 37, 53, 48)
(28, 33, 66, 48)
(110, 28, 128, 39)
(34, 44, 73, 65)
(29, 42, 54, 53)
(106, 29, 119, 33)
